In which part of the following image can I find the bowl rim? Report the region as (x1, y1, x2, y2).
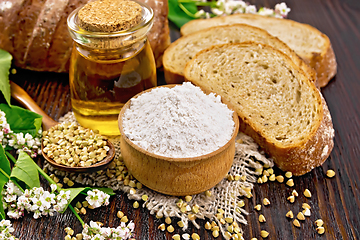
(42, 139, 116, 173)
(118, 84, 240, 162)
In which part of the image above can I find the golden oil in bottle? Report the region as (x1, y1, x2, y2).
(67, 0, 156, 135)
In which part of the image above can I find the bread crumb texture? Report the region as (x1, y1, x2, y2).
(185, 43, 322, 147)
(78, 0, 142, 32)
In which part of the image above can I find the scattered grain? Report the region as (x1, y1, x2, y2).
(120, 216, 128, 223)
(177, 221, 184, 228)
(117, 211, 124, 219)
(263, 198, 270, 206)
(254, 204, 261, 211)
(165, 217, 172, 224)
(303, 208, 311, 217)
(204, 222, 211, 230)
(302, 203, 311, 210)
(191, 233, 200, 240)
(158, 223, 165, 231)
(304, 189, 312, 198)
(269, 174, 276, 181)
(259, 214, 266, 223)
(326, 169, 335, 178)
(167, 225, 174, 233)
(276, 175, 284, 183)
(297, 212, 305, 221)
(292, 190, 299, 197)
(212, 230, 219, 238)
(133, 201, 139, 209)
(316, 226, 325, 235)
(260, 230, 269, 238)
(315, 219, 324, 227)
(286, 210, 294, 219)
(185, 195, 192, 202)
(293, 219, 301, 228)
(172, 234, 181, 240)
(287, 195, 295, 203)
(286, 179, 294, 187)
(285, 171, 293, 178)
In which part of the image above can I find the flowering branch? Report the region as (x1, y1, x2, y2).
(168, 0, 291, 28)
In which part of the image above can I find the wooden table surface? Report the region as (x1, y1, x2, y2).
(8, 0, 360, 239)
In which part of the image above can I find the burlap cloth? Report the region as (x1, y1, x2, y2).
(44, 112, 273, 239)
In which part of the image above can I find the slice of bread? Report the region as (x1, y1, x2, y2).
(163, 24, 316, 86)
(181, 14, 337, 88)
(184, 43, 334, 176)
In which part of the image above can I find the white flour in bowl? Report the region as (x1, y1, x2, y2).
(122, 82, 235, 158)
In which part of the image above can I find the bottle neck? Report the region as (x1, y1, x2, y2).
(74, 37, 148, 62)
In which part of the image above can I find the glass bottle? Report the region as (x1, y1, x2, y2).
(67, 0, 157, 136)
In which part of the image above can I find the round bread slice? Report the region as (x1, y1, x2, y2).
(163, 24, 316, 87)
(181, 14, 337, 88)
(184, 43, 334, 176)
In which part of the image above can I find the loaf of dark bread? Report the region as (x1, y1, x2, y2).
(0, 0, 170, 72)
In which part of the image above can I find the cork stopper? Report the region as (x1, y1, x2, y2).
(78, 0, 142, 32)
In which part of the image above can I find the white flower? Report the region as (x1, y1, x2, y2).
(211, 8, 224, 16)
(4, 194, 17, 203)
(50, 184, 58, 193)
(245, 5, 257, 14)
(81, 221, 135, 240)
(8, 139, 15, 147)
(258, 7, 275, 16)
(17, 195, 31, 210)
(57, 190, 71, 206)
(275, 2, 290, 17)
(86, 189, 110, 209)
(194, 9, 206, 18)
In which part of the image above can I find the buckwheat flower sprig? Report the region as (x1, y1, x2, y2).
(1, 181, 71, 219)
(0, 219, 17, 240)
(85, 189, 110, 208)
(0, 110, 42, 158)
(82, 220, 135, 240)
(176, 0, 290, 20)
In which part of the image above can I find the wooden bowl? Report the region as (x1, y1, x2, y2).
(42, 139, 116, 173)
(118, 85, 240, 196)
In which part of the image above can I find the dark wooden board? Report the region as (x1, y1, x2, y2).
(8, 0, 360, 239)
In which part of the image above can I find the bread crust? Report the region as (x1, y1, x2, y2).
(238, 94, 333, 176)
(164, 24, 317, 86)
(184, 43, 334, 176)
(181, 14, 337, 88)
(0, 0, 170, 72)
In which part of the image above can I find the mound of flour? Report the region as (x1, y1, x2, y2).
(122, 82, 235, 158)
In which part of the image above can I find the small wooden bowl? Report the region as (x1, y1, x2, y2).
(42, 140, 116, 173)
(118, 85, 239, 196)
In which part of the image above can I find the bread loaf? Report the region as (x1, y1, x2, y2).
(184, 43, 334, 176)
(163, 24, 316, 86)
(0, 0, 170, 72)
(181, 14, 336, 88)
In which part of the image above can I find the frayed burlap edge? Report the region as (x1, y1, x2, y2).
(44, 112, 273, 239)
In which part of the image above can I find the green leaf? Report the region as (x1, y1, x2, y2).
(0, 145, 10, 219)
(95, 187, 115, 196)
(59, 187, 92, 213)
(59, 187, 114, 213)
(0, 172, 8, 219)
(0, 49, 12, 106)
(0, 103, 42, 137)
(168, 0, 197, 28)
(10, 151, 40, 189)
(0, 145, 11, 176)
